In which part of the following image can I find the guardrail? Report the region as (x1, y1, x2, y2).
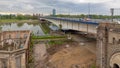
(40, 17, 99, 25)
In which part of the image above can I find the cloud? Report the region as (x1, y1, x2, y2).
(0, 0, 119, 15)
(105, 0, 120, 8)
(59, 0, 112, 3)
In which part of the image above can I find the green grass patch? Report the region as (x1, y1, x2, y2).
(46, 40, 65, 48)
(28, 39, 34, 64)
(91, 65, 96, 68)
(32, 35, 66, 39)
(0, 19, 39, 24)
(48, 40, 64, 46)
(40, 23, 51, 34)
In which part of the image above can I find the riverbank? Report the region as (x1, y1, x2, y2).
(0, 19, 39, 24)
(39, 22, 51, 34)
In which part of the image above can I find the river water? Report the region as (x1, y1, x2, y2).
(0, 23, 44, 36)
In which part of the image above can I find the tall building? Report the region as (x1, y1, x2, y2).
(52, 9, 56, 16)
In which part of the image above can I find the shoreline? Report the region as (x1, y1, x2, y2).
(0, 19, 39, 24)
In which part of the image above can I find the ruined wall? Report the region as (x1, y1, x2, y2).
(1, 30, 29, 39)
(0, 50, 26, 68)
(97, 23, 120, 68)
(107, 26, 120, 68)
(0, 30, 31, 68)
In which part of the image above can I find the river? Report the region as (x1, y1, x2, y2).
(0, 23, 44, 36)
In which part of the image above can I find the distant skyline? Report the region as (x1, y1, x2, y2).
(0, 0, 120, 15)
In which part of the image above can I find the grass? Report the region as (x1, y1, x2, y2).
(40, 23, 51, 34)
(48, 40, 64, 45)
(46, 40, 66, 49)
(32, 35, 66, 39)
(91, 64, 96, 68)
(28, 40, 34, 67)
(0, 19, 39, 24)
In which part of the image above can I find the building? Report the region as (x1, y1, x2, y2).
(52, 9, 56, 16)
(97, 23, 120, 68)
(0, 30, 31, 68)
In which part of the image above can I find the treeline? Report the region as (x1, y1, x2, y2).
(0, 14, 38, 20)
(54, 14, 120, 19)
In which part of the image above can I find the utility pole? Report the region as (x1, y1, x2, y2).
(88, 3, 90, 18)
(87, 3, 90, 34)
(110, 8, 114, 22)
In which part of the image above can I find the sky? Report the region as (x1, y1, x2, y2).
(0, 0, 120, 15)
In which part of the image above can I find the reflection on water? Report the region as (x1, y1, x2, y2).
(0, 23, 44, 36)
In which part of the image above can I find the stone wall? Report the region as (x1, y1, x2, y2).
(0, 30, 31, 68)
(107, 28, 120, 68)
(0, 49, 26, 68)
(1, 30, 29, 40)
(97, 23, 120, 68)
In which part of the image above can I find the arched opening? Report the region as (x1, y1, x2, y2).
(118, 39, 120, 44)
(113, 37, 115, 44)
(110, 53, 120, 68)
(113, 64, 119, 68)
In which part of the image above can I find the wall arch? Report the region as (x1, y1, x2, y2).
(110, 52, 120, 68)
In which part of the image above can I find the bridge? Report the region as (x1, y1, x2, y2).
(40, 16, 120, 68)
(40, 17, 100, 36)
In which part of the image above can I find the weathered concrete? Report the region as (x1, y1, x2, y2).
(97, 23, 120, 68)
(0, 30, 31, 68)
(46, 19, 97, 34)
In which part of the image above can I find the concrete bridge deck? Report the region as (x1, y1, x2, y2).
(40, 17, 99, 36)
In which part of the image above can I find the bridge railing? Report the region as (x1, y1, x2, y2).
(40, 16, 99, 25)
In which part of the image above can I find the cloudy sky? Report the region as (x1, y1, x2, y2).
(0, 0, 120, 15)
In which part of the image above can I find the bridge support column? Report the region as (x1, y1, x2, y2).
(67, 21, 68, 29)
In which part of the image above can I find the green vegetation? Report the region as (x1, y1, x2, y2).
(46, 40, 65, 49)
(0, 14, 38, 20)
(0, 14, 39, 23)
(32, 35, 66, 39)
(91, 64, 96, 68)
(28, 39, 34, 67)
(47, 39, 74, 46)
(48, 40, 64, 46)
(31, 34, 67, 49)
(46, 39, 74, 55)
(59, 24, 62, 30)
(46, 39, 74, 49)
(40, 23, 51, 34)
(0, 19, 39, 23)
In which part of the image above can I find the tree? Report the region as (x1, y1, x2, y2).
(16, 14, 24, 20)
(59, 24, 62, 30)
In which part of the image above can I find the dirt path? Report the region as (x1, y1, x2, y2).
(48, 34, 96, 68)
(34, 44, 47, 68)
(49, 45, 96, 68)
(71, 34, 96, 54)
